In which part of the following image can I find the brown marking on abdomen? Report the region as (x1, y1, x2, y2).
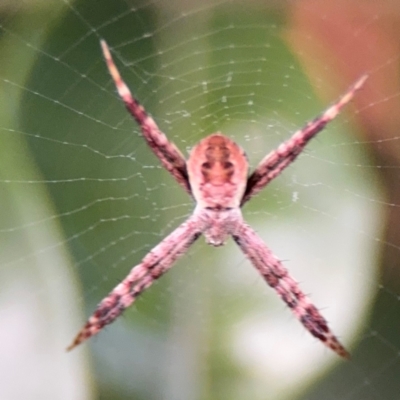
(201, 135, 235, 184)
(187, 133, 248, 209)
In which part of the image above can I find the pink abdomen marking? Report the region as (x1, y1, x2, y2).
(187, 133, 248, 209)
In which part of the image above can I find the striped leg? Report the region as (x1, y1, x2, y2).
(101, 40, 191, 195)
(67, 213, 204, 350)
(232, 221, 349, 358)
(242, 74, 367, 205)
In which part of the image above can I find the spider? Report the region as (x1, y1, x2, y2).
(67, 39, 367, 358)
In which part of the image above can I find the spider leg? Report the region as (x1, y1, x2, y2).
(101, 40, 191, 195)
(232, 221, 349, 358)
(67, 213, 204, 351)
(241, 74, 367, 205)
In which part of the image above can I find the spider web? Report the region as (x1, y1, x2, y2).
(1, 1, 400, 399)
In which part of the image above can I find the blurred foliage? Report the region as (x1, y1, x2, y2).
(2, 1, 396, 400)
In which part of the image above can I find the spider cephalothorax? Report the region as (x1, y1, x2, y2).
(67, 40, 367, 358)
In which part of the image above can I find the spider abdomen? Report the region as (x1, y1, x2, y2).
(187, 133, 248, 209)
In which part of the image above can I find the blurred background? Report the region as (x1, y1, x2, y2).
(1, 1, 400, 399)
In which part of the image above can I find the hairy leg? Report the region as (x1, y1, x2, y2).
(241, 75, 367, 205)
(232, 221, 349, 358)
(101, 40, 191, 195)
(67, 213, 204, 350)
